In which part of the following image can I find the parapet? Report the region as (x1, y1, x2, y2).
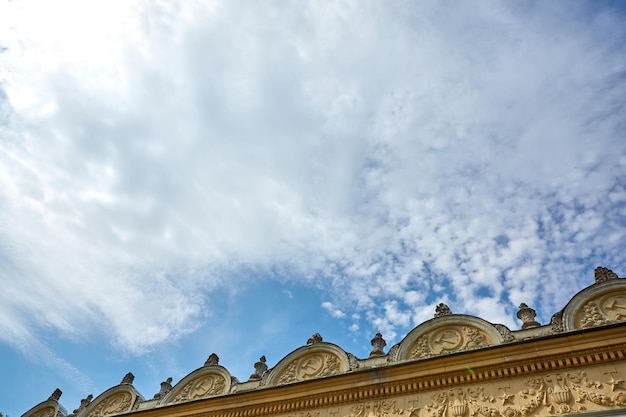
(21, 266, 626, 417)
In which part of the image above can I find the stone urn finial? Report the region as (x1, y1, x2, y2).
(121, 372, 135, 385)
(48, 388, 62, 402)
(72, 394, 93, 415)
(307, 333, 323, 345)
(435, 303, 452, 318)
(205, 353, 220, 366)
(517, 303, 541, 329)
(369, 333, 387, 357)
(249, 355, 268, 380)
(153, 377, 172, 399)
(595, 266, 618, 284)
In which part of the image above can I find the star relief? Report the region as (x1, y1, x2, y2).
(498, 391, 515, 405)
(605, 376, 625, 391)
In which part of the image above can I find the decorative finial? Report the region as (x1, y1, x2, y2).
(153, 377, 173, 399)
(121, 372, 135, 385)
(48, 388, 62, 401)
(307, 333, 323, 344)
(517, 303, 541, 329)
(369, 333, 386, 357)
(204, 353, 220, 366)
(434, 303, 452, 318)
(595, 266, 618, 284)
(72, 394, 93, 414)
(249, 356, 268, 380)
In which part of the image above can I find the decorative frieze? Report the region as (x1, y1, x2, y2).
(409, 325, 493, 359)
(171, 374, 227, 402)
(277, 353, 343, 385)
(86, 392, 133, 417)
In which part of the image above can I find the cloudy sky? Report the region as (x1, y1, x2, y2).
(1, 0, 626, 414)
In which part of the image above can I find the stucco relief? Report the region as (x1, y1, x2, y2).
(347, 400, 405, 417)
(332, 368, 626, 417)
(30, 407, 56, 417)
(171, 374, 227, 402)
(277, 353, 342, 385)
(409, 325, 493, 359)
(576, 292, 626, 329)
(86, 392, 133, 417)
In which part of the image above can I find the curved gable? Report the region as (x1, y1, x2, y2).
(161, 365, 231, 404)
(562, 277, 626, 331)
(394, 314, 507, 361)
(82, 385, 137, 417)
(21, 393, 63, 417)
(265, 341, 350, 387)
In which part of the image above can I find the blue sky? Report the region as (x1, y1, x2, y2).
(1, 1, 626, 415)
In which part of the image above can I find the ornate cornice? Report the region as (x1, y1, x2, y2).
(127, 323, 626, 417)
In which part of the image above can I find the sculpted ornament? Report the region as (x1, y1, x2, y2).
(172, 374, 227, 402)
(410, 326, 491, 359)
(550, 312, 564, 333)
(370, 333, 387, 357)
(435, 304, 452, 318)
(287, 412, 320, 417)
(577, 292, 626, 329)
(86, 393, 133, 417)
(494, 324, 515, 342)
(348, 400, 404, 417)
(413, 370, 626, 416)
(594, 266, 619, 284)
(32, 408, 55, 417)
(517, 304, 540, 330)
(277, 353, 342, 385)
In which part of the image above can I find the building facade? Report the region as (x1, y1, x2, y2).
(23, 267, 626, 417)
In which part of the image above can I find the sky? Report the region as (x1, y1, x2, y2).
(1, 0, 626, 415)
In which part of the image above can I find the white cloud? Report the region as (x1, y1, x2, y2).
(322, 302, 346, 319)
(1, 0, 625, 355)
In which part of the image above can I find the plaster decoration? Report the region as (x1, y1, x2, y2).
(204, 353, 220, 366)
(48, 389, 63, 402)
(265, 342, 350, 387)
(560, 271, 625, 331)
(277, 353, 342, 385)
(348, 400, 404, 417)
(412, 369, 626, 417)
(550, 311, 564, 333)
(435, 303, 452, 318)
(308, 333, 323, 345)
(395, 315, 505, 361)
(86, 392, 133, 417)
(171, 374, 227, 402)
(287, 412, 320, 417)
(71, 394, 93, 416)
(249, 356, 268, 380)
(370, 333, 387, 357)
(387, 344, 401, 363)
(30, 407, 56, 417)
(574, 290, 626, 330)
(408, 325, 493, 359)
(160, 363, 232, 404)
(517, 304, 541, 330)
(494, 324, 515, 342)
(153, 378, 172, 399)
(594, 266, 619, 284)
(120, 373, 134, 385)
(347, 352, 360, 370)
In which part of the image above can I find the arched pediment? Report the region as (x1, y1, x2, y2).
(21, 397, 64, 417)
(562, 277, 626, 331)
(160, 365, 231, 404)
(81, 385, 137, 417)
(264, 341, 350, 387)
(393, 315, 507, 361)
